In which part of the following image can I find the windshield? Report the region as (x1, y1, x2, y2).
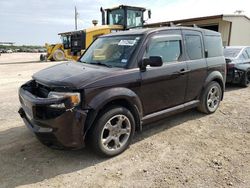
(79, 35, 141, 68)
(109, 9, 124, 25)
(61, 36, 71, 49)
(223, 48, 241, 58)
(127, 10, 143, 28)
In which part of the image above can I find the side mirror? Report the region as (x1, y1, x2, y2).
(148, 10, 151, 19)
(140, 56, 163, 71)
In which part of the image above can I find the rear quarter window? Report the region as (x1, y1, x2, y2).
(204, 35, 223, 57)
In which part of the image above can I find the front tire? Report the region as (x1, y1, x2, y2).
(87, 106, 135, 157)
(52, 49, 65, 61)
(241, 70, 250, 87)
(198, 81, 222, 114)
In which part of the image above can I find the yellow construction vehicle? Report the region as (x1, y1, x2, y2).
(41, 5, 151, 61)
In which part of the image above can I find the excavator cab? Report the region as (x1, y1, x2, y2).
(102, 5, 150, 29)
(61, 35, 71, 49)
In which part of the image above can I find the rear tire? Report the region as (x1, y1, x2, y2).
(197, 81, 222, 114)
(40, 54, 46, 61)
(87, 106, 135, 157)
(52, 50, 65, 61)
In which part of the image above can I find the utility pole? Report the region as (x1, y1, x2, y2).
(75, 6, 78, 30)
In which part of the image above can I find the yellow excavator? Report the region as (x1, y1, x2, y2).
(40, 5, 151, 61)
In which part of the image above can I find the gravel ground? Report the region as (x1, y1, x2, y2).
(0, 61, 249, 188)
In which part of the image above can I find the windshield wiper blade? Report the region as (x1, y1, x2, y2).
(89, 62, 112, 68)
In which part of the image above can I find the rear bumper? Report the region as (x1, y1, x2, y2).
(18, 86, 88, 149)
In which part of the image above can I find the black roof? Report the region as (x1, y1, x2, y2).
(105, 5, 146, 12)
(102, 26, 220, 37)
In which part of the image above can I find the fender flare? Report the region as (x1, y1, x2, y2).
(203, 71, 225, 99)
(85, 87, 143, 132)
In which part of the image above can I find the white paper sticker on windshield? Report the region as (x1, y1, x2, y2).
(121, 59, 128, 63)
(118, 40, 136, 46)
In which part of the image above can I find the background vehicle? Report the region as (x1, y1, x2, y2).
(6, 49, 13, 53)
(224, 46, 250, 87)
(19, 27, 225, 157)
(42, 5, 151, 61)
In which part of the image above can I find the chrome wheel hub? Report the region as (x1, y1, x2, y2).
(207, 86, 220, 112)
(101, 115, 131, 151)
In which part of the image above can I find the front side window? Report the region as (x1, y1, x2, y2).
(127, 10, 143, 28)
(80, 35, 141, 68)
(145, 38, 181, 63)
(185, 35, 203, 60)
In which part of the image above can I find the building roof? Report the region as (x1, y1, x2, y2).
(223, 14, 250, 21)
(145, 14, 250, 27)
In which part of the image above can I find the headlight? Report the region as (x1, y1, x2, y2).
(48, 92, 81, 108)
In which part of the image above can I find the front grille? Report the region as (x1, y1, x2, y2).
(34, 81, 51, 98)
(23, 80, 51, 98)
(35, 106, 65, 119)
(22, 80, 65, 120)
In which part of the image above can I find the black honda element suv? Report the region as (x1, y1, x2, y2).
(19, 27, 226, 157)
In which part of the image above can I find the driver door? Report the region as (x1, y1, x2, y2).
(139, 31, 188, 115)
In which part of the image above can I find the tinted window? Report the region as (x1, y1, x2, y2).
(185, 35, 203, 60)
(205, 35, 223, 57)
(145, 40, 181, 63)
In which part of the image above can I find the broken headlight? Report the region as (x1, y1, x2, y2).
(48, 92, 81, 109)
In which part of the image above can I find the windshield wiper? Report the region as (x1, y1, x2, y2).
(89, 62, 112, 68)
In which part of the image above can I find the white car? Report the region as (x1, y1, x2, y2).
(6, 49, 13, 53)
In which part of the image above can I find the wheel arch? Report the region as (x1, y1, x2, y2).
(203, 71, 225, 100)
(84, 88, 143, 135)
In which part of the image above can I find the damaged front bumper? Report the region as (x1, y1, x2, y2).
(226, 68, 245, 84)
(18, 83, 88, 149)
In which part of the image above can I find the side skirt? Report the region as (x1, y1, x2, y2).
(142, 100, 200, 125)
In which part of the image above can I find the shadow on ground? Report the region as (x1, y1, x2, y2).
(1, 109, 204, 188)
(225, 84, 246, 92)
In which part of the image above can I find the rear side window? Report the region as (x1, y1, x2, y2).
(146, 40, 181, 63)
(185, 35, 203, 60)
(205, 35, 223, 57)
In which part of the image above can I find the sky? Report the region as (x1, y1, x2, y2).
(0, 0, 249, 45)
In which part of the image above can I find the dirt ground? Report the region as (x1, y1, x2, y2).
(0, 60, 249, 188)
(0, 53, 43, 64)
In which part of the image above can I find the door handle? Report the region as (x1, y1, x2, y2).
(172, 69, 190, 77)
(179, 69, 190, 74)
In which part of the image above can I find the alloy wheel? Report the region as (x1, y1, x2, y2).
(101, 114, 131, 152)
(207, 86, 220, 112)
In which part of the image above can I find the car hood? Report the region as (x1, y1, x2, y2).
(32, 62, 120, 89)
